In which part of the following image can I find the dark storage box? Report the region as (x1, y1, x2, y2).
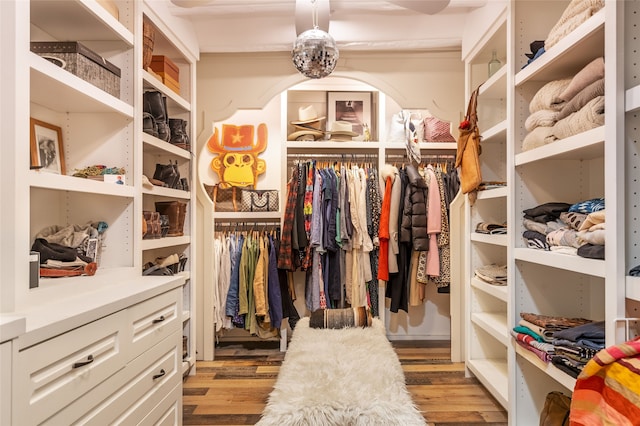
(31, 41, 121, 97)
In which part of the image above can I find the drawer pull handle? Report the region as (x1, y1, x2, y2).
(73, 355, 94, 368)
(152, 315, 165, 324)
(153, 369, 166, 380)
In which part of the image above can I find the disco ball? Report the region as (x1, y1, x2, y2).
(292, 27, 339, 79)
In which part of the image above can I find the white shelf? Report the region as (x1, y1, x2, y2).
(30, 0, 134, 47)
(142, 236, 191, 251)
(466, 358, 508, 409)
(143, 133, 192, 160)
(29, 171, 136, 198)
(471, 277, 508, 302)
(514, 248, 605, 278)
(470, 232, 508, 246)
(471, 312, 508, 346)
(476, 186, 508, 200)
(30, 53, 133, 117)
(626, 85, 640, 113)
(515, 344, 576, 393)
(515, 10, 605, 86)
(626, 276, 640, 302)
(515, 126, 605, 166)
(143, 71, 190, 111)
(481, 120, 507, 143)
(182, 310, 190, 322)
(287, 141, 381, 151)
(213, 211, 282, 221)
(479, 65, 507, 99)
(142, 186, 191, 199)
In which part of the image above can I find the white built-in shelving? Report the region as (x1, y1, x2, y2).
(1, 0, 199, 423)
(461, 1, 510, 410)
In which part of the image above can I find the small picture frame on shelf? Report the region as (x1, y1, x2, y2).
(327, 91, 372, 141)
(30, 118, 65, 175)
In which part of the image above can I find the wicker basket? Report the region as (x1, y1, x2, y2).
(143, 17, 155, 70)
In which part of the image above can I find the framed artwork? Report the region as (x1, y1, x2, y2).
(327, 91, 372, 141)
(30, 118, 65, 175)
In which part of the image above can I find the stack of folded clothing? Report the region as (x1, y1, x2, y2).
(513, 312, 601, 377)
(474, 264, 507, 286)
(475, 221, 507, 235)
(545, 0, 605, 51)
(544, 57, 605, 145)
(522, 79, 570, 151)
(522, 198, 605, 258)
(551, 320, 605, 378)
(522, 56, 605, 152)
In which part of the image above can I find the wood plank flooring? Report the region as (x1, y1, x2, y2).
(183, 340, 508, 425)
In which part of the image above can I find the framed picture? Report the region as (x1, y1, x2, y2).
(30, 118, 65, 175)
(327, 91, 372, 141)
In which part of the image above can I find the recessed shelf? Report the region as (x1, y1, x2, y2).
(515, 10, 605, 86)
(626, 85, 640, 113)
(515, 343, 576, 392)
(470, 233, 508, 246)
(466, 358, 508, 409)
(29, 171, 136, 197)
(30, 0, 134, 46)
(142, 236, 191, 251)
(515, 126, 604, 166)
(471, 277, 508, 302)
(514, 248, 605, 277)
(30, 53, 133, 116)
(143, 133, 192, 160)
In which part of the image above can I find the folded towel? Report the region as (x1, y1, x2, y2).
(522, 126, 553, 151)
(557, 77, 605, 120)
(560, 57, 605, 102)
(545, 0, 605, 50)
(544, 95, 604, 144)
(525, 109, 560, 132)
(529, 79, 571, 113)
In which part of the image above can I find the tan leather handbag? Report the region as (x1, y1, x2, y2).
(455, 86, 482, 194)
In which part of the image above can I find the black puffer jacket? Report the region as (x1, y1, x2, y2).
(400, 165, 429, 250)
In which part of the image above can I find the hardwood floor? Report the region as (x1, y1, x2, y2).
(183, 339, 507, 425)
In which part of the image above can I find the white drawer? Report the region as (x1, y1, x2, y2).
(44, 330, 181, 425)
(140, 382, 182, 426)
(13, 310, 127, 426)
(127, 288, 181, 359)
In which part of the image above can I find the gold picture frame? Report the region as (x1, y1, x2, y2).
(30, 118, 66, 175)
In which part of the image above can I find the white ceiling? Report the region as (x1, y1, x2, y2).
(167, 0, 487, 53)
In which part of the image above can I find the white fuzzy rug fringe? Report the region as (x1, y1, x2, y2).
(256, 317, 426, 426)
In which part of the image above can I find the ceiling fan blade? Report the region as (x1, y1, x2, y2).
(389, 0, 451, 14)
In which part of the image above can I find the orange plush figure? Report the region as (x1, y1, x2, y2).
(207, 123, 268, 188)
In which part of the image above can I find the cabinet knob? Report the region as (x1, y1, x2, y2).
(152, 315, 165, 323)
(72, 354, 94, 368)
(153, 369, 166, 380)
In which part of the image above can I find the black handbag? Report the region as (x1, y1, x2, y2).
(240, 189, 278, 212)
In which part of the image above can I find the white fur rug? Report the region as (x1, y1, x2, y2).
(256, 317, 426, 426)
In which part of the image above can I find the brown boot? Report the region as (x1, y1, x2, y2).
(155, 201, 180, 237)
(176, 202, 187, 237)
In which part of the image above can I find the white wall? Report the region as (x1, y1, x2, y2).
(195, 49, 465, 342)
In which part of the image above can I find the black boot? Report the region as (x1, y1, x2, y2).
(142, 96, 158, 138)
(144, 91, 170, 141)
(169, 119, 189, 150)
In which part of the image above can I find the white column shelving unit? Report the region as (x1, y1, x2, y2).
(1, 0, 199, 422)
(461, 3, 511, 410)
(508, 0, 625, 423)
